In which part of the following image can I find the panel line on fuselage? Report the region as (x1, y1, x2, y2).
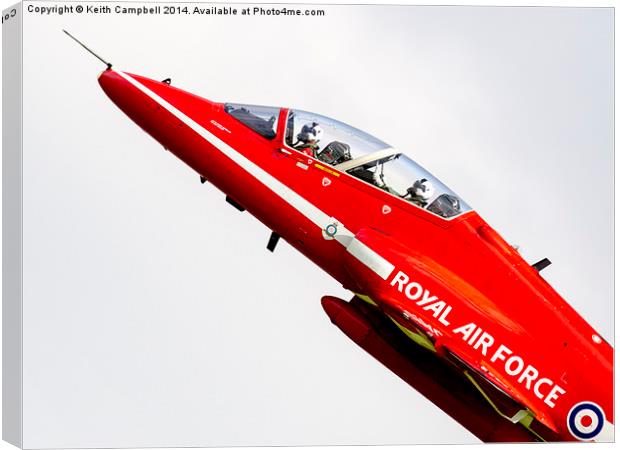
(115, 70, 395, 281)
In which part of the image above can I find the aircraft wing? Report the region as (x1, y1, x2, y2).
(322, 294, 559, 442)
(326, 227, 560, 441)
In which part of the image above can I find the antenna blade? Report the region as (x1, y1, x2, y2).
(63, 30, 112, 69)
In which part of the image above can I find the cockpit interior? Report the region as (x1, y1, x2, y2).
(225, 104, 471, 219)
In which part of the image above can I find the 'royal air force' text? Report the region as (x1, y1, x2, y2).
(390, 270, 566, 408)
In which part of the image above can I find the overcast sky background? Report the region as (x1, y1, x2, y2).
(10, 2, 615, 447)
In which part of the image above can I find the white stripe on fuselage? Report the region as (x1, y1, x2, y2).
(115, 71, 395, 280)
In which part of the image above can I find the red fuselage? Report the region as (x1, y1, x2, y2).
(98, 69, 613, 442)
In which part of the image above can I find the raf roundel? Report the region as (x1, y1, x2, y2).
(567, 402, 605, 441)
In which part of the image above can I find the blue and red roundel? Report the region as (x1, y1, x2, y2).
(567, 402, 605, 441)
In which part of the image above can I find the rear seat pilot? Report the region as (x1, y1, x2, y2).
(404, 178, 435, 208)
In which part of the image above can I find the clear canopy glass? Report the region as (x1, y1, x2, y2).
(344, 152, 472, 218)
(285, 108, 472, 219)
(286, 109, 390, 162)
(225, 103, 280, 140)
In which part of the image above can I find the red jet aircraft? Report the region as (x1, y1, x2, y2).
(69, 32, 613, 443)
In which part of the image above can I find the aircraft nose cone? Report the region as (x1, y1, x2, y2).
(98, 69, 128, 106)
(97, 69, 220, 166)
(97, 69, 183, 155)
(97, 69, 160, 139)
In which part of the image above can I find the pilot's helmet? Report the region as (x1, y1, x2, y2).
(298, 122, 323, 144)
(411, 178, 435, 201)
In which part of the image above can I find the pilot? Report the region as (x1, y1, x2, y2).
(294, 122, 323, 157)
(404, 178, 435, 207)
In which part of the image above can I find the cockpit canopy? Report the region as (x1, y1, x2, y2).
(337, 150, 471, 218)
(285, 109, 472, 219)
(225, 104, 472, 219)
(224, 103, 279, 140)
(286, 109, 389, 161)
